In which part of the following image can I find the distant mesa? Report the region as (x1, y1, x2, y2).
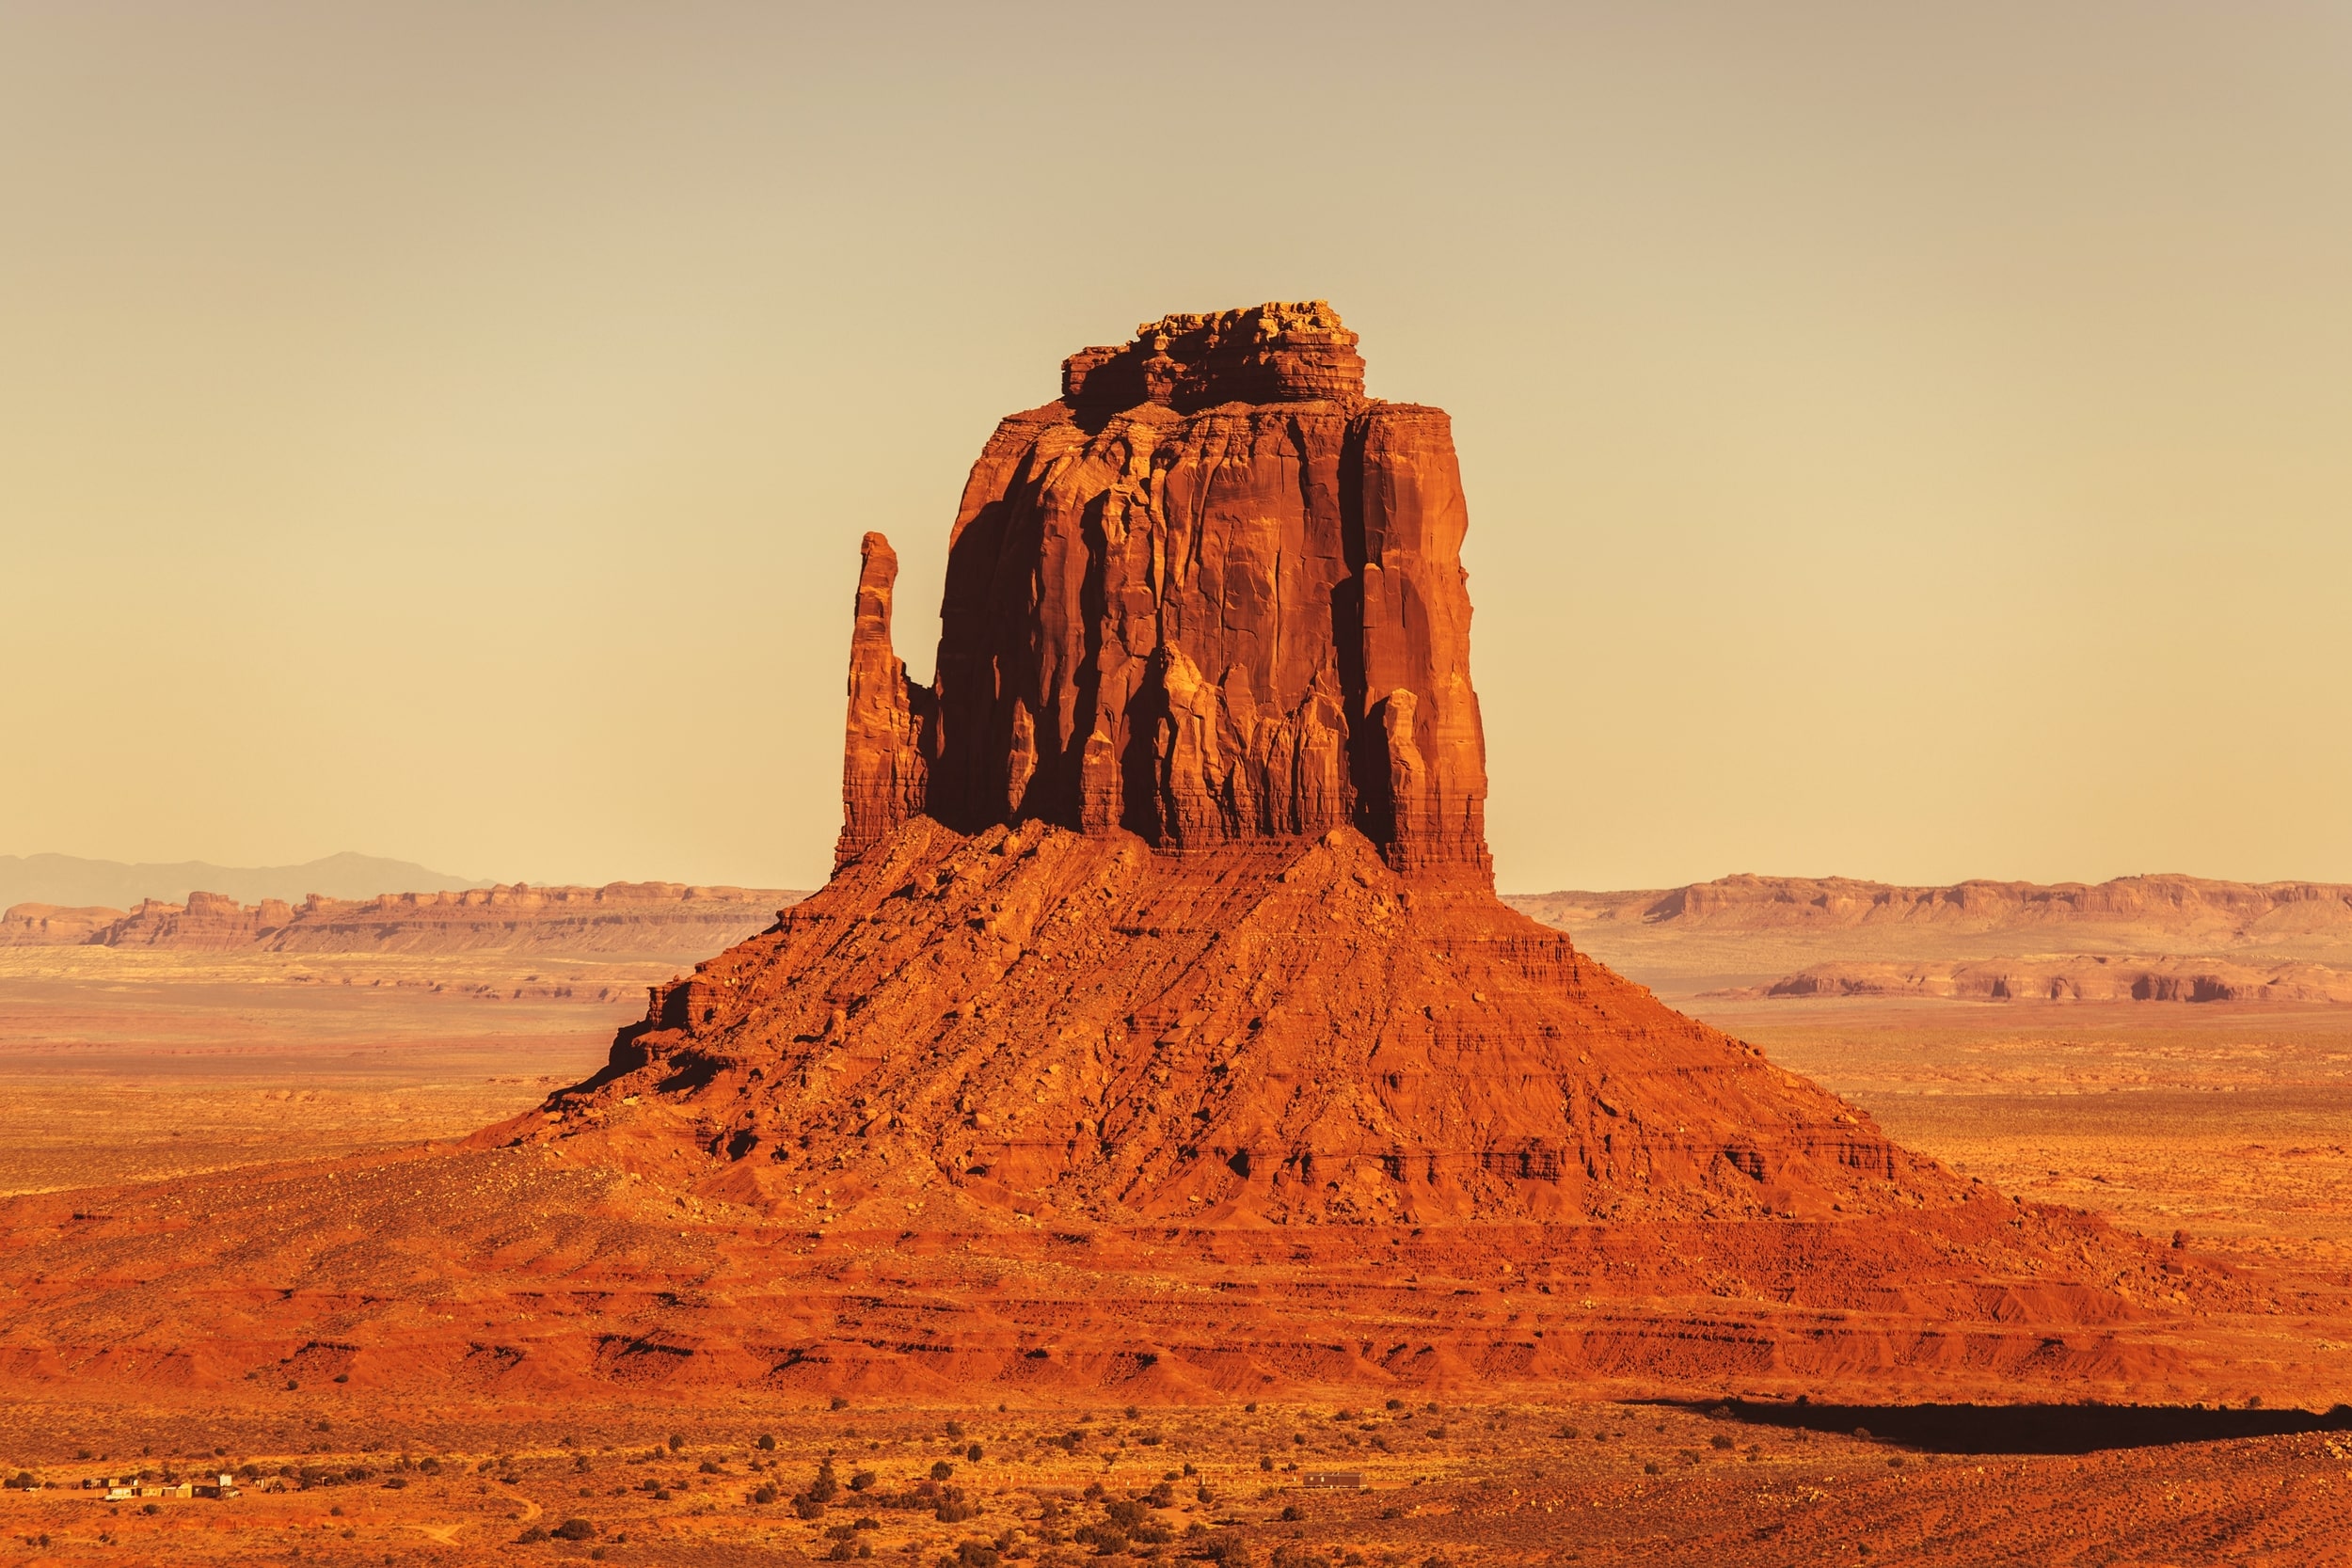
(1, 881, 804, 958)
(1508, 872, 2352, 1002)
(0, 903, 122, 946)
(1510, 872, 2352, 942)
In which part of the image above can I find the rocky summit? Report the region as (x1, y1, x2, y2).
(840, 300, 1487, 877)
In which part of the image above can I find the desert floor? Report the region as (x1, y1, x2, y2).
(2, 949, 2348, 1565)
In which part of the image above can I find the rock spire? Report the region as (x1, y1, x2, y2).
(835, 301, 1490, 877)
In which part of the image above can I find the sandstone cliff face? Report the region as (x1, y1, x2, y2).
(840, 302, 1489, 877)
(834, 533, 934, 870)
(87, 891, 291, 949)
(0, 903, 125, 946)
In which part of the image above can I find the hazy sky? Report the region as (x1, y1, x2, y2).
(6, 3, 2349, 893)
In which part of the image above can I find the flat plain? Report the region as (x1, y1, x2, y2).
(0, 948, 630, 1195)
(5, 899, 2352, 1565)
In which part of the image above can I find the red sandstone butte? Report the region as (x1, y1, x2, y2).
(0, 302, 2271, 1414)
(838, 301, 1488, 877)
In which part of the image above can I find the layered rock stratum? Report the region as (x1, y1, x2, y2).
(0, 882, 801, 957)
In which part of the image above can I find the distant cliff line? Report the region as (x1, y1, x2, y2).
(1507, 872, 2352, 942)
(1, 881, 806, 956)
(23, 867, 2346, 954)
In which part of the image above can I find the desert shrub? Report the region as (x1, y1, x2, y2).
(552, 1519, 595, 1541)
(1123, 1406, 1139, 1420)
(1081, 1481, 1105, 1501)
(754, 1483, 778, 1505)
(831, 1396, 851, 1411)
(825, 1544, 854, 1562)
(1104, 1499, 1147, 1531)
(699, 1459, 721, 1474)
(1203, 1536, 1253, 1568)
(1144, 1481, 1175, 1508)
(1278, 1505, 1302, 1523)
(954, 1543, 1000, 1568)
(854, 1516, 879, 1530)
(1258, 1456, 1273, 1472)
(931, 1461, 956, 1482)
(516, 1525, 549, 1543)
(810, 1461, 841, 1503)
(383, 1476, 407, 1490)
(1194, 1484, 1216, 1507)
(793, 1493, 826, 1520)
(936, 1484, 979, 1523)
(1557, 1426, 1579, 1440)
(850, 1470, 877, 1491)
(1269, 1546, 1329, 1568)
(1642, 1463, 1661, 1476)
(757, 1433, 776, 1450)
(1677, 1449, 1701, 1466)
(966, 1444, 984, 1463)
(1710, 1433, 1734, 1450)
(1073, 1525, 1127, 1555)
(945, 1421, 965, 1439)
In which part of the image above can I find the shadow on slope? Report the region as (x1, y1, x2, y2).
(1688, 1398, 2352, 1453)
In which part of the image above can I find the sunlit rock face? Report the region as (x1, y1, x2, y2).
(837, 301, 1489, 879)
